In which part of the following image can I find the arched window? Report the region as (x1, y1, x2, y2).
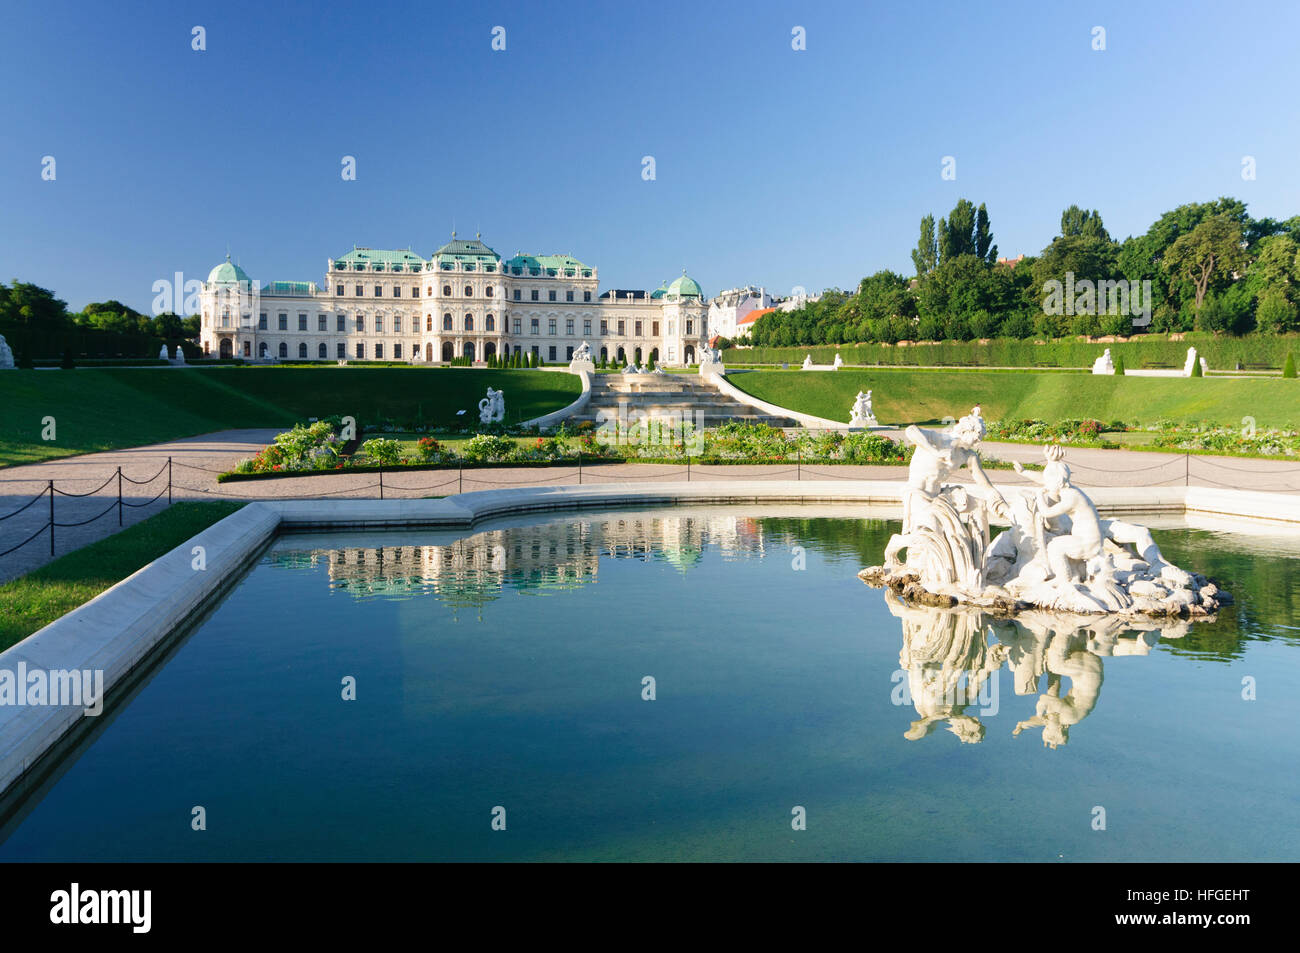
(464, 285, 473, 297)
(485, 286, 494, 297)
(485, 314, 495, 331)
(318, 343, 327, 359)
(463, 341, 475, 360)
(443, 313, 453, 330)
(441, 341, 454, 361)
(298, 342, 308, 358)
(426, 315, 432, 331)
(278, 342, 288, 358)
(443, 285, 451, 296)
(465, 314, 474, 331)
(259, 342, 269, 358)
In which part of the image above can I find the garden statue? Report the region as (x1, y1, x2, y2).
(833, 353, 844, 369)
(572, 341, 592, 363)
(849, 390, 877, 427)
(174, 346, 185, 364)
(1091, 348, 1114, 374)
(1182, 346, 1207, 376)
(861, 415, 1228, 619)
(0, 334, 15, 369)
(478, 387, 505, 424)
(802, 354, 813, 369)
(159, 343, 170, 360)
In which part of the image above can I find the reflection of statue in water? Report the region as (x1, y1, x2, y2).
(883, 407, 1008, 594)
(888, 592, 1006, 743)
(1011, 625, 1102, 749)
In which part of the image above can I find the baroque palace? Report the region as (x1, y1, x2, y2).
(198, 235, 709, 366)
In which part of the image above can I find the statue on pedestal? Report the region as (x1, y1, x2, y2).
(478, 387, 505, 424)
(849, 390, 877, 427)
(1091, 348, 1114, 374)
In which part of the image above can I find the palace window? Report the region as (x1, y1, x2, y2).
(443, 314, 453, 330)
(258, 313, 268, 330)
(465, 315, 474, 331)
(485, 314, 494, 331)
(485, 286, 493, 297)
(318, 315, 327, 331)
(635, 321, 642, 336)
(548, 319, 557, 335)
(548, 346, 557, 361)
(426, 315, 432, 331)
(464, 285, 473, 296)
(652, 321, 659, 335)
(298, 342, 308, 358)
(318, 343, 327, 359)
(549, 290, 557, 302)
(298, 314, 308, 331)
(278, 342, 288, 358)
(374, 286, 382, 297)
(354, 285, 362, 296)
(686, 320, 694, 335)
(513, 289, 521, 301)
(375, 343, 384, 359)
(617, 320, 625, 335)
(337, 315, 346, 332)
(394, 343, 402, 359)
(583, 319, 591, 335)
(337, 342, 346, 358)
(220, 312, 229, 328)
(583, 291, 591, 302)
(278, 314, 288, 331)
(566, 290, 574, 302)
(600, 320, 608, 334)
(531, 290, 539, 301)
(513, 318, 521, 334)
(375, 316, 383, 333)
(412, 286, 419, 297)
(356, 315, 366, 332)
(566, 319, 574, 335)
(443, 285, 451, 296)
(530, 318, 539, 334)
(356, 342, 365, 359)
(394, 316, 402, 333)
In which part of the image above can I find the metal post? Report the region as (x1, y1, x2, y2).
(458, 460, 463, 495)
(48, 480, 54, 556)
(578, 455, 583, 485)
(379, 467, 384, 500)
(168, 456, 173, 505)
(117, 467, 123, 526)
(1185, 453, 1190, 487)
(797, 448, 801, 481)
(687, 457, 691, 482)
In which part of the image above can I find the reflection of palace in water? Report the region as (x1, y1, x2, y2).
(270, 513, 771, 608)
(889, 591, 1192, 748)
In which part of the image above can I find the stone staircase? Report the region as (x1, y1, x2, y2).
(568, 373, 797, 428)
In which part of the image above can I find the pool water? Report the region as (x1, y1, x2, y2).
(1, 505, 1297, 861)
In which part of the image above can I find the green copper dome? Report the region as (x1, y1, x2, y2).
(666, 272, 702, 299)
(207, 256, 253, 285)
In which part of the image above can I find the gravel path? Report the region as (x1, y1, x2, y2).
(2, 428, 1297, 583)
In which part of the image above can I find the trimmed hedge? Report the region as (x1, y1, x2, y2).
(724, 333, 1300, 370)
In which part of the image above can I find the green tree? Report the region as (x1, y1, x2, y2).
(1163, 215, 1249, 315)
(911, 215, 938, 277)
(1060, 205, 1110, 241)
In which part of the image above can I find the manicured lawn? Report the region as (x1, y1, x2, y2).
(727, 368, 1300, 429)
(0, 367, 581, 467)
(0, 502, 245, 650)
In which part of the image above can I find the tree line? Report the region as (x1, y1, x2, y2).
(747, 197, 1300, 347)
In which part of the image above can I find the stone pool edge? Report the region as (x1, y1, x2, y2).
(1, 479, 1296, 798)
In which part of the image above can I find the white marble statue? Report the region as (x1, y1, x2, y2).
(862, 418, 1228, 619)
(849, 390, 877, 427)
(0, 334, 15, 369)
(623, 363, 640, 374)
(478, 387, 505, 424)
(1091, 348, 1114, 375)
(1183, 346, 1199, 376)
(572, 341, 592, 363)
(159, 343, 170, 360)
(802, 354, 813, 370)
(175, 347, 185, 364)
(832, 353, 844, 369)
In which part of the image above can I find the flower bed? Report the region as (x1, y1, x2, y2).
(986, 417, 1124, 448)
(1139, 420, 1300, 458)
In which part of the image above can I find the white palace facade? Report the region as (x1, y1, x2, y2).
(198, 235, 709, 366)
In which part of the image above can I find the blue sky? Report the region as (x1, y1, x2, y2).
(2, 0, 1298, 313)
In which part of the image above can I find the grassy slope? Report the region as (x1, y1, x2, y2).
(0, 502, 245, 650)
(0, 368, 581, 467)
(728, 368, 1300, 429)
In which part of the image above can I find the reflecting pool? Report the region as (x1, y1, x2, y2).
(1, 505, 1297, 861)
